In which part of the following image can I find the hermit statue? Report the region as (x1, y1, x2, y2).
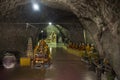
(53, 32, 56, 42)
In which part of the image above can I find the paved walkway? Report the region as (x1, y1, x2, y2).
(0, 48, 97, 80)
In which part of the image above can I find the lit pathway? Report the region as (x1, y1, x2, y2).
(0, 48, 97, 80)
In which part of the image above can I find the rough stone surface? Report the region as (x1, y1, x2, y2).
(0, 23, 38, 54)
(0, 23, 84, 53)
(0, 0, 120, 79)
(68, 0, 120, 78)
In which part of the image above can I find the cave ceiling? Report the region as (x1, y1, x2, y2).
(0, 0, 78, 24)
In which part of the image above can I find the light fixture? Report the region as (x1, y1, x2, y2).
(49, 22, 52, 25)
(41, 30, 43, 33)
(33, 3, 39, 11)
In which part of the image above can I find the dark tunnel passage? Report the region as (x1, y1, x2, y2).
(0, 0, 120, 80)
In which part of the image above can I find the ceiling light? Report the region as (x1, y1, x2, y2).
(33, 3, 39, 11)
(49, 22, 52, 25)
(41, 30, 43, 33)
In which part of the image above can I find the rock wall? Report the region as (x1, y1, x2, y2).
(0, 23, 84, 53)
(68, 0, 120, 78)
(0, 0, 120, 79)
(0, 23, 38, 54)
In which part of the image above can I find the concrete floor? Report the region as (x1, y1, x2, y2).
(0, 48, 97, 80)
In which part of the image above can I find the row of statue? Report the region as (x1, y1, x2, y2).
(67, 42, 117, 80)
(67, 42, 95, 53)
